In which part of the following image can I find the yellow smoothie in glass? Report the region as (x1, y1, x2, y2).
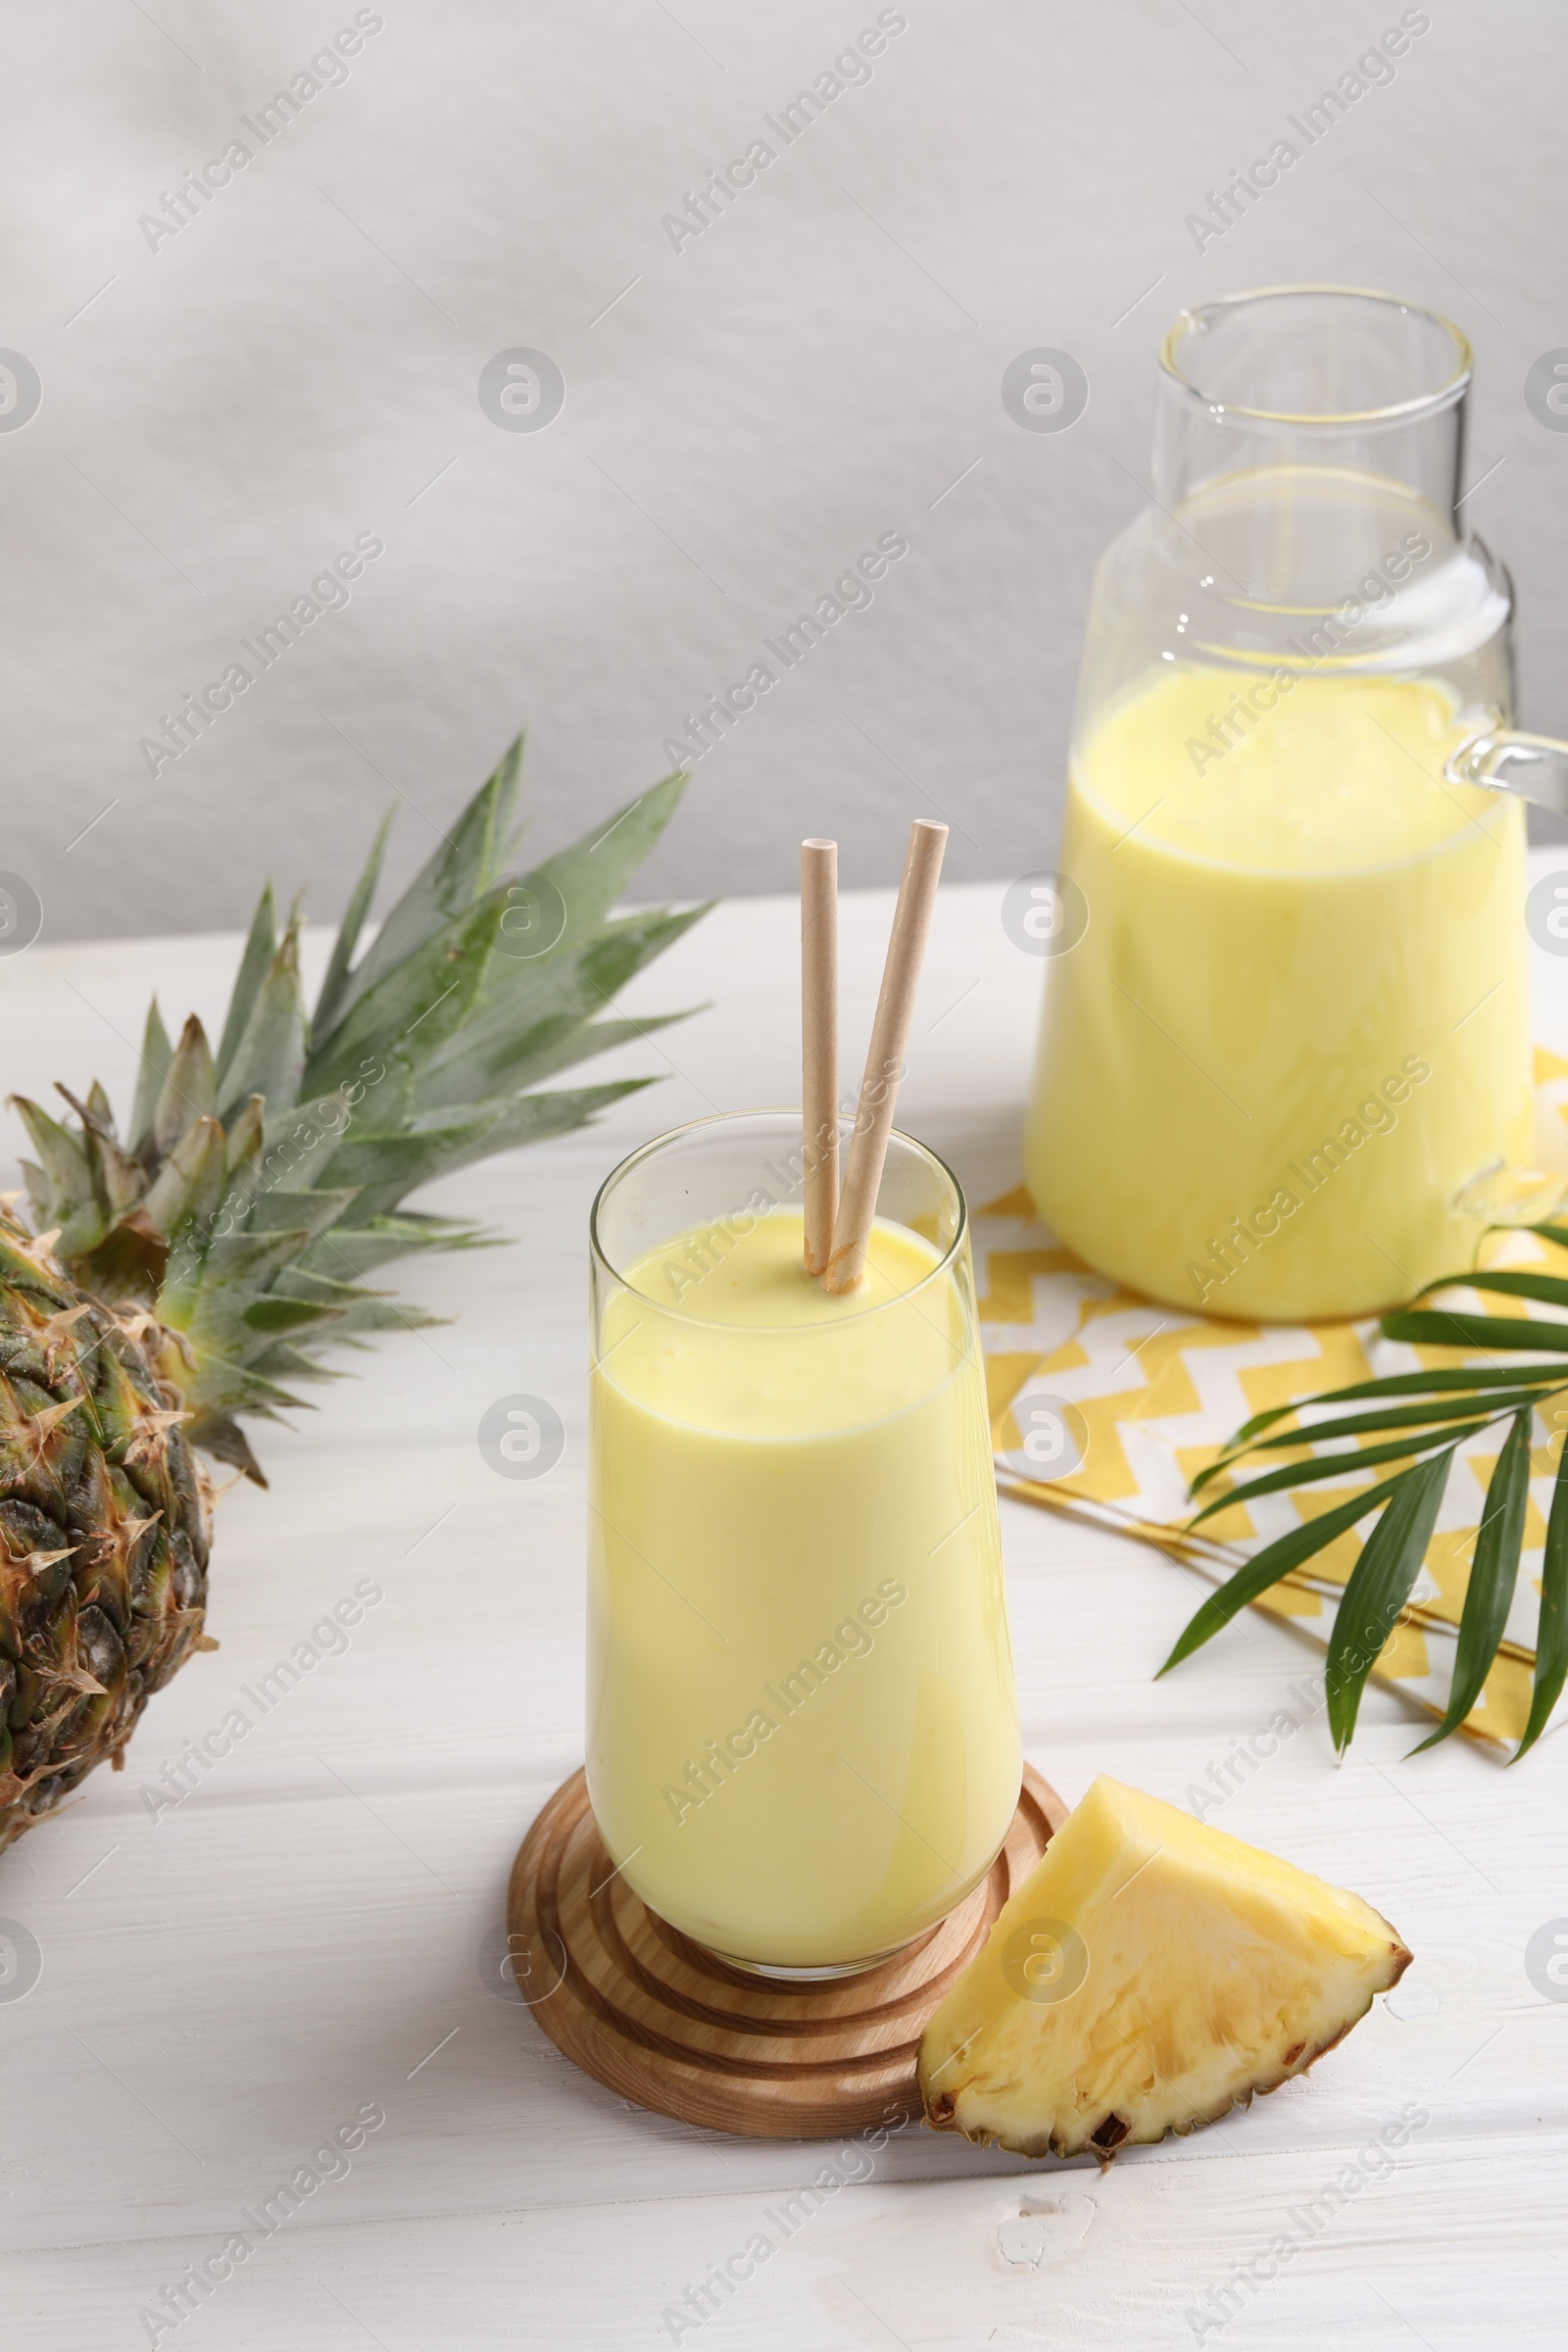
(586, 1206, 1019, 1971)
(1026, 665, 1531, 1320)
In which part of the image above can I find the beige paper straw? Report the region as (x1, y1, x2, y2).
(824, 818, 948, 1295)
(801, 839, 840, 1275)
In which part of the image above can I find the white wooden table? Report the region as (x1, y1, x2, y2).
(2, 876, 1563, 2350)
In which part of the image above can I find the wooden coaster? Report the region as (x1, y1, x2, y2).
(506, 1762, 1066, 2140)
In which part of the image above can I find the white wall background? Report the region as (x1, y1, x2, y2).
(3, 0, 1566, 942)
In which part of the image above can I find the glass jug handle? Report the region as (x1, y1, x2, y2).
(1446, 729, 1568, 818)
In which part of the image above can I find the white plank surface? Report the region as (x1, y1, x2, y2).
(0, 877, 1564, 2349)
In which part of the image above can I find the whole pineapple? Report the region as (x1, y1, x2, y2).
(0, 741, 702, 1849)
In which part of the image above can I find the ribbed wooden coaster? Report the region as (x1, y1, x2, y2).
(506, 1762, 1065, 2140)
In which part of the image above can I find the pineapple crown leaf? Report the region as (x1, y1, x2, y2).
(314, 807, 393, 1039)
(301, 883, 511, 1102)
(214, 884, 277, 1089)
(153, 1018, 217, 1160)
(8, 1099, 101, 1261)
(215, 918, 306, 1126)
(11, 738, 699, 1484)
(320, 735, 525, 1040)
(130, 998, 175, 1158)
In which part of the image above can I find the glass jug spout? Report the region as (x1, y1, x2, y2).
(1446, 728, 1568, 820)
(1077, 287, 1513, 728)
(1154, 283, 1472, 543)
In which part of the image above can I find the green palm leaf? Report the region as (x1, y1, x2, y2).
(1187, 1421, 1492, 1530)
(1381, 1309, 1568, 1355)
(1190, 1389, 1550, 1492)
(1165, 1219, 1568, 1762)
(1425, 1269, 1568, 1312)
(1408, 1408, 1533, 1755)
(1157, 1471, 1409, 1674)
(1516, 1427, 1568, 1761)
(1326, 1446, 1453, 1753)
(1228, 1360, 1568, 1448)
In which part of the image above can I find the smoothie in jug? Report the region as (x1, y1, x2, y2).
(1026, 662, 1530, 1320)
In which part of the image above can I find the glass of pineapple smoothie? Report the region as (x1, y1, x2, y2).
(586, 1110, 1020, 1977)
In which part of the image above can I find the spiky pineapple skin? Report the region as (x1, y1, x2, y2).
(0, 1211, 210, 1851)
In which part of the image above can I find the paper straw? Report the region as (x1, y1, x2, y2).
(801, 839, 840, 1276)
(824, 819, 948, 1295)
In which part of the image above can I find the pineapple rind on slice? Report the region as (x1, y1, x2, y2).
(918, 1777, 1411, 2162)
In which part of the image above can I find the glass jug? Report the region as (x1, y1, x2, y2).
(1027, 283, 1568, 1324)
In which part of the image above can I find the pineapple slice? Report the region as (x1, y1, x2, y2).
(920, 1777, 1410, 2160)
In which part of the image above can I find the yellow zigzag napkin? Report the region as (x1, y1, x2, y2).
(975, 1051, 1568, 1747)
